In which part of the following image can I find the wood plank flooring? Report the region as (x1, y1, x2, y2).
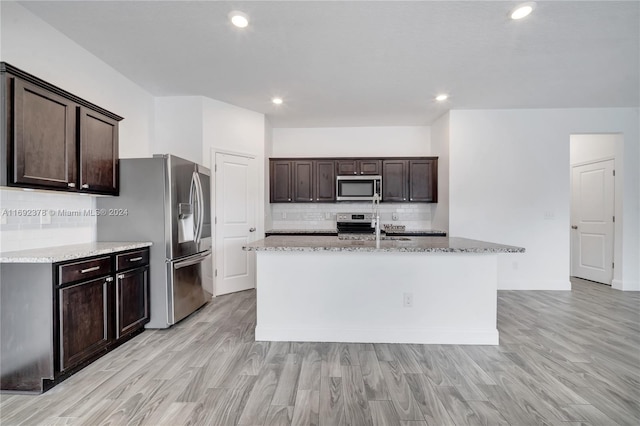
(1, 278, 639, 425)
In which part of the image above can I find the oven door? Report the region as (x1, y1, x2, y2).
(336, 176, 382, 201)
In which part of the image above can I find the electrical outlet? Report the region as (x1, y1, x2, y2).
(281, 212, 287, 219)
(325, 212, 331, 220)
(40, 212, 51, 225)
(544, 211, 555, 220)
(403, 292, 413, 308)
(392, 212, 399, 221)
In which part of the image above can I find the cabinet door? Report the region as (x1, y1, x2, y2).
(59, 277, 113, 371)
(79, 107, 118, 195)
(408, 159, 438, 202)
(358, 160, 381, 175)
(315, 160, 336, 201)
(382, 160, 408, 202)
(293, 161, 314, 202)
(270, 160, 292, 202)
(116, 267, 149, 339)
(12, 77, 77, 189)
(336, 160, 357, 176)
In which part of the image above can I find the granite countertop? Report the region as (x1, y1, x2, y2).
(0, 242, 153, 263)
(244, 236, 524, 253)
(265, 229, 447, 236)
(266, 229, 338, 234)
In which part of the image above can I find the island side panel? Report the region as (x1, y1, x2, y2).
(255, 251, 499, 345)
(1, 263, 54, 392)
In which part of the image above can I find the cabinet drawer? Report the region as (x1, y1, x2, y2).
(59, 257, 112, 285)
(116, 249, 149, 271)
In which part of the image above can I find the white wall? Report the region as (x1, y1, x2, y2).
(154, 97, 204, 163)
(272, 126, 430, 157)
(449, 108, 639, 291)
(0, 1, 155, 251)
(430, 113, 450, 232)
(264, 119, 274, 231)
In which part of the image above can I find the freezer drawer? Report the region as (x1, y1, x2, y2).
(168, 250, 211, 324)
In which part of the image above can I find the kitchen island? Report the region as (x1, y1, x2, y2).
(244, 236, 524, 345)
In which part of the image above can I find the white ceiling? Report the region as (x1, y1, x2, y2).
(18, 0, 640, 128)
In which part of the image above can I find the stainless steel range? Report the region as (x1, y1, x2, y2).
(336, 213, 374, 234)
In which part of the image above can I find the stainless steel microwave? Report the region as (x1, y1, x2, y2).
(336, 175, 382, 201)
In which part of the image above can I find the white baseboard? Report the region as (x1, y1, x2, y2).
(612, 279, 640, 291)
(498, 279, 571, 290)
(255, 326, 499, 345)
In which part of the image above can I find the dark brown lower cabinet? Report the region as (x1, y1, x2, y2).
(116, 267, 149, 339)
(0, 247, 151, 393)
(59, 276, 113, 371)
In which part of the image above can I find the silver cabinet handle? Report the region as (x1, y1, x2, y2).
(105, 277, 113, 282)
(249, 227, 256, 232)
(571, 225, 578, 229)
(117, 274, 125, 279)
(67, 182, 76, 188)
(129, 257, 143, 262)
(353, 172, 357, 175)
(80, 266, 100, 274)
(288, 198, 291, 201)
(81, 183, 89, 189)
(310, 198, 313, 201)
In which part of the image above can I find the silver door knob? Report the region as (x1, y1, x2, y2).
(571, 225, 578, 229)
(81, 183, 89, 189)
(249, 227, 256, 232)
(67, 182, 76, 188)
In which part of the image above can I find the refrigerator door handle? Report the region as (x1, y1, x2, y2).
(190, 171, 201, 243)
(194, 172, 205, 243)
(174, 251, 211, 269)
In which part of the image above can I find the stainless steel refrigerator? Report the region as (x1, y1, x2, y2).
(97, 154, 212, 328)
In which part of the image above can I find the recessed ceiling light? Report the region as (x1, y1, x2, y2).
(435, 94, 449, 102)
(510, 2, 536, 20)
(272, 97, 283, 105)
(229, 11, 249, 28)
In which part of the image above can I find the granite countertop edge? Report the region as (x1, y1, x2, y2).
(245, 246, 524, 253)
(244, 236, 524, 254)
(0, 242, 153, 263)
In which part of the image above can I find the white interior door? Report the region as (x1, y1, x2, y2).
(571, 159, 615, 284)
(214, 153, 256, 295)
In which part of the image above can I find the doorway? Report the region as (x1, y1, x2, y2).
(569, 134, 618, 286)
(212, 151, 258, 295)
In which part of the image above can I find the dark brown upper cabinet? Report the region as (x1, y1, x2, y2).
(270, 157, 436, 203)
(382, 158, 438, 203)
(1, 62, 123, 195)
(382, 160, 408, 202)
(408, 159, 437, 202)
(336, 159, 381, 176)
(80, 107, 119, 194)
(12, 78, 77, 190)
(270, 160, 293, 202)
(290, 159, 336, 203)
(315, 160, 336, 201)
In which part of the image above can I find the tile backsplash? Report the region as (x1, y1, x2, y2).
(270, 202, 433, 231)
(0, 188, 97, 252)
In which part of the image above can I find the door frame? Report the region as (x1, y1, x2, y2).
(210, 147, 258, 297)
(570, 157, 616, 284)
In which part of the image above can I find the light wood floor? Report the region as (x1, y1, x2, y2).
(1, 278, 639, 425)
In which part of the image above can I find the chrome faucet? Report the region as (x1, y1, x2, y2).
(371, 193, 381, 248)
